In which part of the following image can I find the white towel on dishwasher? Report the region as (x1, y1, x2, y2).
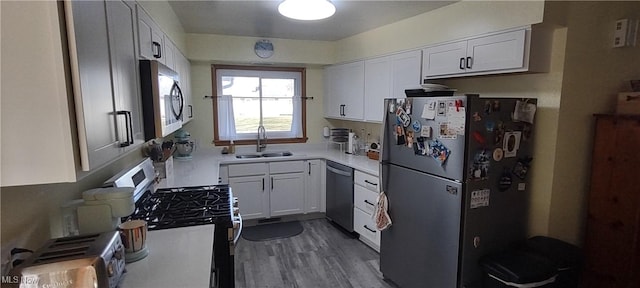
(374, 191, 392, 231)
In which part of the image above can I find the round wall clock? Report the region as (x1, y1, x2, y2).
(254, 40, 274, 59)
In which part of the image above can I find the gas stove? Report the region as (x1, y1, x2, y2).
(107, 158, 241, 288)
(124, 185, 235, 230)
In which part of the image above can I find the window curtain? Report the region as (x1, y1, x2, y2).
(217, 95, 236, 141)
(289, 97, 303, 138)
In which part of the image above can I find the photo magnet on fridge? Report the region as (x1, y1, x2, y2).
(503, 131, 522, 158)
(498, 168, 513, 191)
(469, 149, 491, 181)
(415, 137, 428, 155)
(396, 107, 411, 128)
(513, 157, 533, 179)
(395, 125, 406, 145)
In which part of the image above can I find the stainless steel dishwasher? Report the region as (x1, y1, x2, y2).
(326, 160, 354, 232)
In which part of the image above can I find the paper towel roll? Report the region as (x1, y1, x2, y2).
(323, 126, 330, 137)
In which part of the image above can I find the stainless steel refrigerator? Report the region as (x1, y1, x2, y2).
(379, 94, 537, 288)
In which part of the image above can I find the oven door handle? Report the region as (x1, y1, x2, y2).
(233, 214, 243, 245)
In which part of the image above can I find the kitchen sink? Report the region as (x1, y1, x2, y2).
(235, 154, 262, 159)
(235, 151, 293, 159)
(261, 151, 293, 158)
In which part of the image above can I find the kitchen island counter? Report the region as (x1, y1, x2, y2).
(120, 224, 215, 288)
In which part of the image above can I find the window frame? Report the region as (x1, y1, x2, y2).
(211, 64, 307, 146)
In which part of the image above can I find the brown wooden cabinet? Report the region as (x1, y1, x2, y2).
(584, 114, 640, 288)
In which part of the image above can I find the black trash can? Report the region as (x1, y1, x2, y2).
(480, 250, 558, 288)
(518, 236, 582, 288)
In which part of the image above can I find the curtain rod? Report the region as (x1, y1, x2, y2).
(203, 95, 314, 100)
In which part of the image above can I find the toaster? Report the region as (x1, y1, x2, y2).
(8, 232, 125, 288)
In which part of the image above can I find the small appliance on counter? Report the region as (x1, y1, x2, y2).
(76, 187, 135, 235)
(8, 232, 125, 288)
(174, 129, 195, 159)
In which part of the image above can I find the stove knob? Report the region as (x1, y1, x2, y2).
(114, 245, 124, 260)
(107, 260, 115, 277)
(233, 207, 239, 216)
(233, 220, 240, 229)
(233, 197, 239, 207)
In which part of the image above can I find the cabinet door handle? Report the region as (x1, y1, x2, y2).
(466, 57, 472, 69)
(262, 178, 265, 191)
(364, 225, 377, 233)
(271, 177, 274, 190)
(364, 180, 378, 186)
(152, 41, 162, 58)
(364, 200, 375, 206)
(188, 104, 193, 118)
(459, 57, 465, 70)
(308, 162, 311, 175)
(116, 110, 132, 147)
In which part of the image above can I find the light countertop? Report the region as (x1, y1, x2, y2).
(157, 143, 379, 189)
(120, 225, 215, 288)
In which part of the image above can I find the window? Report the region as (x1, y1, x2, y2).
(212, 65, 307, 145)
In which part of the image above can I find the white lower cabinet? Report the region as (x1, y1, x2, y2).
(226, 160, 315, 220)
(228, 175, 269, 219)
(270, 173, 305, 216)
(304, 159, 323, 213)
(353, 170, 380, 251)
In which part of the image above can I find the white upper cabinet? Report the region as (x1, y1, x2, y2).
(422, 28, 529, 80)
(136, 5, 165, 64)
(163, 37, 176, 71)
(323, 61, 365, 120)
(364, 56, 391, 123)
(67, 0, 142, 171)
(364, 50, 422, 122)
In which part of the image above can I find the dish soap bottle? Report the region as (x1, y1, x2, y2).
(229, 140, 235, 154)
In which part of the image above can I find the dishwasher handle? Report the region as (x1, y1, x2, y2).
(327, 165, 352, 177)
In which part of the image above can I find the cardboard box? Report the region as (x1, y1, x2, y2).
(616, 92, 640, 115)
(153, 156, 173, 179)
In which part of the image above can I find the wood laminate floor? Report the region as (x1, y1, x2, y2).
(234, 219, 394, 288)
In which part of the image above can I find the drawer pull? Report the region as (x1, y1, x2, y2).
(364, 200, 375, 206)
(363, 225, 376, 233)
(364, 180, 378, 186)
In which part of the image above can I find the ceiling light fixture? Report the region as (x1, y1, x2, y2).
(278, 0, 336, 21)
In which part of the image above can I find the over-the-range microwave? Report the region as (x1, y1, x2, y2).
(140, 60, 183, 140)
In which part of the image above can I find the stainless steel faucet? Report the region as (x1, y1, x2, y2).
(257, 125, 267, 152)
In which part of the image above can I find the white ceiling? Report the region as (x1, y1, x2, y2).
(168, 1, 457, 41)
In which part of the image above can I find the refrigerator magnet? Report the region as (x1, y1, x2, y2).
(420, 126, 431, 138)
(403, 98, 413, 115)
(472, 131, 485, 144)
(494, 122, 505, 145)
(512, 157, 533, 179)
(412, 120, 421, 132)
(492, 100, 501, 112)
(395, 125, 406, 145)
(470, 189, 490, 209)
(485, 120, 495, 132)
(437, 101, 447, 116)
(415, 137, 428, 155)
(469, 149, 490, 180)
(396, 107, 411, 128)
(503, 131, 522, 158)
(513, 99, 537, 124)
(421, 101, 437, 120)
(493, 148, 504, 162)
(439, 122, 457, 139)
(498, 169, 513, 191)
(472, 112, 482, 122)
(484, 100, 493, 114)
(406, 130, 415, 148)
(428, 139, 451, 165)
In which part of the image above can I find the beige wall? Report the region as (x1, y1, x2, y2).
(137, 0, 186, 53)
(546, 1, 640, 245)
(183, 33, 334, 145)
(334, 0, 545, 62)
